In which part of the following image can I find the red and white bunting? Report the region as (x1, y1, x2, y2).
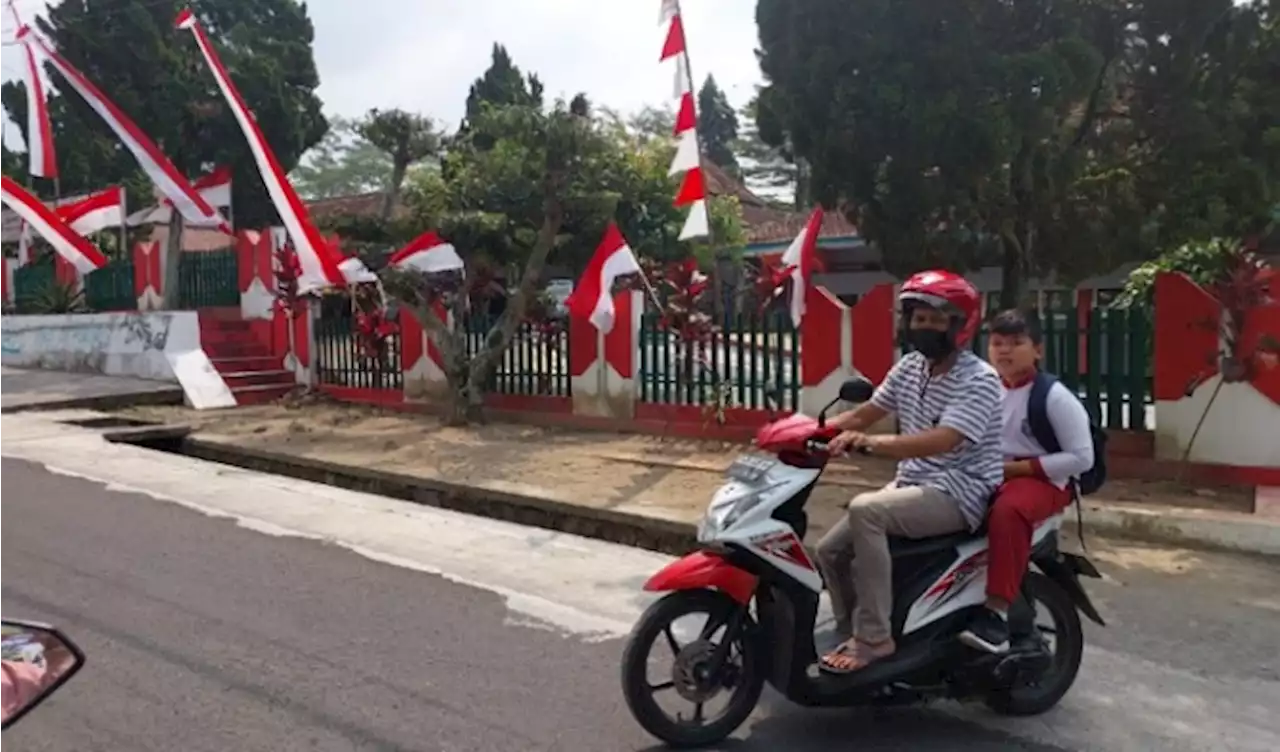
(176, 9, 345, 293)
(658, 3, 709, 241)
(23, 27, 229, 234)
(129, 166, 233, 228)
(14, 27, 57, 179)
(566, 222, 641, 334)
(1, 176, 108, 275)
(56, 185, 125, 236)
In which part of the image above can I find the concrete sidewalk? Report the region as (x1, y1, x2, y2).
(0, 367, 182, 414)
(117, 401, 1280, 557)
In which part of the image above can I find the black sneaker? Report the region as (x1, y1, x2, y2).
(959, 609, 1010, 654)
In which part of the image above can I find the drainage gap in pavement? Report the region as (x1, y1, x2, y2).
(60, 416, 157, 429)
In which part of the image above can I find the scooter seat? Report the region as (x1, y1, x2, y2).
(889, 523, 987, 557)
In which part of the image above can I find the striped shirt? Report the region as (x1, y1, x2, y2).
(870, 350, 1004, 530)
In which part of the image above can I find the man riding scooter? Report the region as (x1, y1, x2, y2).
(816, 270, 1005, 674)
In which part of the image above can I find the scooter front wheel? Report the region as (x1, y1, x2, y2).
(621, 589, 764, 748)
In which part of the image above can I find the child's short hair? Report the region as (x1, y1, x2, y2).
(989, 308, 1043, 345)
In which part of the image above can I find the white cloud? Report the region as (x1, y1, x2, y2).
(3, 0, 763, 149)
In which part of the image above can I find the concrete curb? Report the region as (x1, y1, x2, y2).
(0, 388, 184, 415)
(102, 431, 1280, 559)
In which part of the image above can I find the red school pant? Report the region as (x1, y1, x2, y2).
(986, 476, 1074, 603)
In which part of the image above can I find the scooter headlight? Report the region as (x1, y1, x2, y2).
(698, 489, 765, 541)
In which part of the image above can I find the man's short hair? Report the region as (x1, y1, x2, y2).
(989, 308, 1043, 345)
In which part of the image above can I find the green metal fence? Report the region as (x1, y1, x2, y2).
(177, 250, 239, 308)
(313, 296, 404, 390)
(83, 261, 136, 311)
(11, 258, 56, 312)
(971, 306, 1153, 430)
(461, 314, 572, 397)
(639, 309, 801, 411)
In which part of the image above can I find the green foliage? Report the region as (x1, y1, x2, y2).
(356, 108, 445, 220)
(1, 0, 326, 228)
(462, 44, 544, 128)
(754, 0, 1280, 305)
(404, 104, 745, 273)
(697, 75, 739, 176)
(29, 280, 87, 314)
(290, 115, 393, 200)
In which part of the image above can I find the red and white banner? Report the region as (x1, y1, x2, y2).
(657, 3, 708, 241)
(779, 207, 825, 327)
(566, 223, 642, 334)
(56, 185, 125, 236)
(24, 27, 230, 234)
(14, 27, 57, 179)
(1, 176, 108, 274)
(176, 9, 345, 293)
(390, 231, 466, 275)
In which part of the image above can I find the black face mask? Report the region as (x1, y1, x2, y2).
(906, 328, 955, 360)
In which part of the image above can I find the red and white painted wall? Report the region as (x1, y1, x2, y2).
(1153, 271, 1280, 478)
(400, 301, 452, 400)
(567, 289, 642, 419)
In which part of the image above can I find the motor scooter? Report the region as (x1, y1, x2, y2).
(2, 619, 86, 730)
(620, 378, 1105, 748)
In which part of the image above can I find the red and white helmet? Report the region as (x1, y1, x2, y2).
(899, 269, 981, 348)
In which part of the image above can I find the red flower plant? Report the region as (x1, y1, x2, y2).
(352, 281, 398, 361)
(273, 242, 305, 315)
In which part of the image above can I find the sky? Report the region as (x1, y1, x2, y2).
(1, 0, 765, 152)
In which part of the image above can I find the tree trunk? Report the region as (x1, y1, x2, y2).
(380, 160, 408, 222)
(998, 235, 1028, 310)
(160, 210, 185, 310)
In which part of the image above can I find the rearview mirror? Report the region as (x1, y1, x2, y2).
(838, 377, 875, 404)
(2, 620, 85, 729)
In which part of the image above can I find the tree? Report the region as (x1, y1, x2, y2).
(462, 44, 544, 128)
(383, 101, 744, 423)
(1, 0, 326, 233)
(356, 108, 444, 221)
(754, 0, 1280, 306)
(289, 116, 393, 200)
(735, 92, 808, 210)
(696, 75, 739, 176)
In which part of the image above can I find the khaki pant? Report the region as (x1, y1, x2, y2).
(815, 484, 967, 644)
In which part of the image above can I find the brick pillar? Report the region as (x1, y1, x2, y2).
(401, 302, 453, 400)
(133, 240, 163, 310)
(799, 282, 897, 417)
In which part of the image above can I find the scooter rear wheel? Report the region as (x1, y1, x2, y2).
(621, 589, 764, 748)
(986, 572, 1084, 716)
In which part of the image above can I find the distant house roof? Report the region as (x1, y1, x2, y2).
(700, 161, 858, 243)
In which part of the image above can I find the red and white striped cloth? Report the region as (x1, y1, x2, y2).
(657, 2, 708, 240)
(128, 166, 232, 227)
(14, 26, 57, 179)
(23, 27, 229, 234)
(177, 9, 345, 293)
(1, 176, 108, 274)
(389, 231, 465, 275)
(56, 186, 125, 236)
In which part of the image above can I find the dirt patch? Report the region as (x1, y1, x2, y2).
(118, 401, 1255, 525)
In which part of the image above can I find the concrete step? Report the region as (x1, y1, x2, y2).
(221, 370, 296, 390)
(211, 356, 284, 374)
(230, 383, 295, 406)
(203, 341, 274, 359)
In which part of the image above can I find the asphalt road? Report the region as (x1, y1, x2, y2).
(3, 415, 1279, 751)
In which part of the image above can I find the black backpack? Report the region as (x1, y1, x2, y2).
(1026, 372, 1108, 496)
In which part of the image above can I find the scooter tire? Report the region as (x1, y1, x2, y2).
(621, 589, 764, 749)
(986, 572, 1085, 716)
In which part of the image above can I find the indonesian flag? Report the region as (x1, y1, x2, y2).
(15, 27, 57, 179)
(779, 206, 825, 328)
(56, 186, 125, 236)
(566, 222, 641, 334)
(177, 9, 344, 293)
(1, 176, 109, 274)
(129, 166, 232, 227)
(23, 27, 229, 234)
(389, 231, 465, 275)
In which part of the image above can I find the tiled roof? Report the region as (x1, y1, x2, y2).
(700, 160, 859, 243)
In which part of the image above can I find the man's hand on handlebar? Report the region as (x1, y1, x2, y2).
(829, 430, 878, 456)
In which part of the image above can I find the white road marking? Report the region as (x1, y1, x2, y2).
(4, 412, 1278, 750)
